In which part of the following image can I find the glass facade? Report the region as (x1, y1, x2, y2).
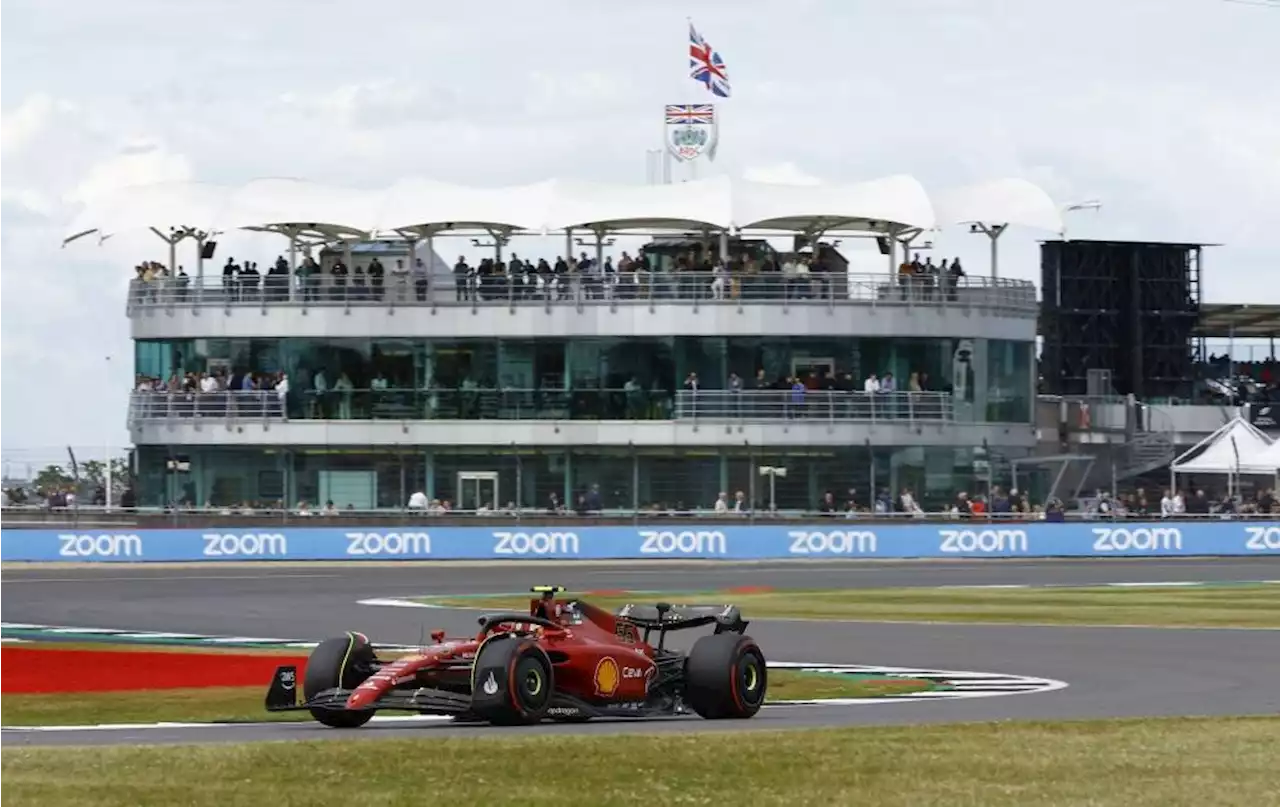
(133, 444, 1036, 512)
(135, 336, 1032, 422)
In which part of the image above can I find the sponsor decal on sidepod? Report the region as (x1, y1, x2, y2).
(594, 657, 621, 697)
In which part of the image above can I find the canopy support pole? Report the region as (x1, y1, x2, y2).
(718, 230, 729, 262)
(192, 231, 207, 279)
(287, 228, 299, 301)
(564, 227, 573, 263)
(976, 223, 1008, 278)
(897, 229, 920, 268)
(149, 227, 187, 274)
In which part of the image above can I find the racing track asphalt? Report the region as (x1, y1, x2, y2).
(3, 557, 1279, 746)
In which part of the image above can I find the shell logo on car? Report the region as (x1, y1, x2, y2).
(594, 657, 620, 697)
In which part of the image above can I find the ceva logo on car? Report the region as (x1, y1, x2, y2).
(202, 533, 288, 557)
(788, 530, 878, 555)
(1091, 527, 1181, 553)
(492, 531, 579, 556)
(58, 533, 144, 558)
(939, 528, 1029, 554)
(638, 530, 727, 555)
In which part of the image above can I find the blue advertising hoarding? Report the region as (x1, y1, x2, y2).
(2, 521, 1279, 562)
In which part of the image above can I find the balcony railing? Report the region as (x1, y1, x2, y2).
(127, 388, 957, 427)
(126, 271, 1038, 316)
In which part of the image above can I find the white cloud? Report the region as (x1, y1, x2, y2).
(67, 141, 194, 205)
(742, 162, 824, 186)
(0, 94, 58, 155)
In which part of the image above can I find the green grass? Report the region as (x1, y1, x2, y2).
(0, 671, 931, 727)
(4, 717, 1277, 806)
(418, 584, 1280, 628)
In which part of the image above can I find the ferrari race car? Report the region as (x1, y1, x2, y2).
(265, 586, 767, 727)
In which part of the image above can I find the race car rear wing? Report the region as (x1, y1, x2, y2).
(616, 603, 749, 636)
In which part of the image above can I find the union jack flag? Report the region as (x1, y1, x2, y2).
(665, 104, 715, 124)
(689, 23, 730, 98)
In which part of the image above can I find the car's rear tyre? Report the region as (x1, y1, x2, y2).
(685, 633, 767, 719)
(469, 635, 554, 726)
(304, 632, 377, 728)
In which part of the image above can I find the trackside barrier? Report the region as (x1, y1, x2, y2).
(3, 521, 1280, 562)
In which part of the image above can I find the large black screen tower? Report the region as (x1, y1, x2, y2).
(1040, 240, 1202, 399)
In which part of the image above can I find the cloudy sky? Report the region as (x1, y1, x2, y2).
(2, 0, 1278, 460)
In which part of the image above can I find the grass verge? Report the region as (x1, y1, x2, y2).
(0, 671, 933, 726)
(4, 717, 1276, 806)
(418, 583, 1280, 628)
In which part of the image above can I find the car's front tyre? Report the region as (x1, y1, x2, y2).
(469, 635, 554, 726)
(304, 632, 377, 728)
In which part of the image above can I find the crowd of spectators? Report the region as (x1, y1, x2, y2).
(129, 244, 988, 306)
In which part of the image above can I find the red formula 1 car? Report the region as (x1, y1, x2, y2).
(265, 586, 767, 727)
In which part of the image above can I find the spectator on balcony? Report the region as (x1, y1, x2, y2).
(863, 373, 880, 393)
(408, 489, 428, 508)
(453, 256, 470, 301)
(1259, 488, 1276, 515)
(818, 491, 838, 515)
(391, 259, 410, 301)
(908, 372, 922, 393)
(296, 257, 321, 302)
(946, 258, 966, 301)
(331, 257, 349, 300)
(1186, 489, 1211, 515)
(368, 257, 386, 300)
(990, 486, 1011, 517)
(952, 491, 973, 518)
(714, 491, 730, 513)
(334, 372, 354, 419)
(414, 258, 429, 301)
(310, 370, 328, 418)
(274, 372, 289, 418)
(788, 377, 806, 418)
(710, 260, 729, 300)
(897, 488, 924, 516)
(222, 257, 239, 301)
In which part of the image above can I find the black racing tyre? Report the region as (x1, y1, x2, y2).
(304, 632, 377, 728)
(469, 635, 554, 726)
(684, 633, 767, 719)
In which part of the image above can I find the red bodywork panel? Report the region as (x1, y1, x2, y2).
(345, 597, 657, 710)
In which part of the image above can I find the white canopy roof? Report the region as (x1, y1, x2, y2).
(932, 178, 1064, 234)
(62, 173, 1062, 246)
(1171, 416, 1275, 475)
(64, 173, 1067, 247)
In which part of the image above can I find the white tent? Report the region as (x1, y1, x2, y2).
(1250, 437, 1280, 474)
(1171, 417, 1275, 492)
